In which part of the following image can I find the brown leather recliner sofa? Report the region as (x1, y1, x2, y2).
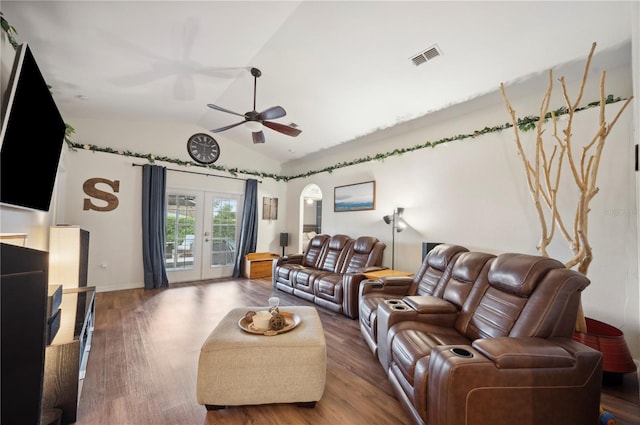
(273, 233, 386, 318)
(360, 245, 603, 425)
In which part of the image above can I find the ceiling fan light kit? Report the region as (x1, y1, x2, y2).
(207, 67, 301, 144)
(244, 120, 263, 132)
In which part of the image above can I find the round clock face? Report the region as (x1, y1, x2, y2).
(187, 133, 220, 164)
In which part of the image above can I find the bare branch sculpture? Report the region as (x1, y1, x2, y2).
(500, 42, 633, 332)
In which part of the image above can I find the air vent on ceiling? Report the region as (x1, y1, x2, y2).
(410, 45, 443, 66)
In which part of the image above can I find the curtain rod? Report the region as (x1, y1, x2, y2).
(131, 163, 262, 183)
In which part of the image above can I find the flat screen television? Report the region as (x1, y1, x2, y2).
(0, 43, 66, 212)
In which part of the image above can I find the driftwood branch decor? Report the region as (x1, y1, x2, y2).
(500, 42, 633, 332)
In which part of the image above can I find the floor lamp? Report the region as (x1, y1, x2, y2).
(382, 207, 407, 269)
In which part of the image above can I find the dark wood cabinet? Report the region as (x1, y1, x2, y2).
(42, 286, 96, 425)
(0, 243, 49, 425)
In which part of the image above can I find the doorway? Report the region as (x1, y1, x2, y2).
(299, 184, 323, 252)
(165, 189, 243, 283)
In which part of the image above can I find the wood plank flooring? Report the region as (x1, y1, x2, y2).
(76, 278, 640, 425)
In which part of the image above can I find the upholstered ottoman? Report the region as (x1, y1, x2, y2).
(196, 306, 326, 409)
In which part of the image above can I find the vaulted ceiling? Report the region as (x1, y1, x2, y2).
(1, 1, 634, 163)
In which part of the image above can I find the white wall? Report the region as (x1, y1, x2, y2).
(283, 61, 639, 358)
(634, 0, 640, 373)
(58, 116, 288, 292)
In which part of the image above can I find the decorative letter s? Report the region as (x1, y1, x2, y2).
(83, 178, 120, 211)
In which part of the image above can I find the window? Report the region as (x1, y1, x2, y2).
(210, 197, 237, 266)
(166, 194, 196, 270)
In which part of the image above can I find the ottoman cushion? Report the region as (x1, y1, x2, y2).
(196, 306, 326, 406)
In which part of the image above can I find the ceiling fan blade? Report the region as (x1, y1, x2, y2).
(210, 121, 245, 133)
(180, 17, 198, 61)
(252, 131, 265, 144)
(263, 120, 302, 137)
(198, 66, 250, 79)
(207, 104, 247, 118)
(174, 74, 195, 100)
(258, 106, 286, 121)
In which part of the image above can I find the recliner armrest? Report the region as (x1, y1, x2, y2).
(343, 273, 369, 319)
(425, 340, 603, 425)
(472, 337, 576, 369)
(360, 276, 413, 296)
(403, 296, 458, 314)
(275, 254, 303, 266)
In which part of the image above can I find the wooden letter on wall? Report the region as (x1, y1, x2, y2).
(83, 178, 120, 211)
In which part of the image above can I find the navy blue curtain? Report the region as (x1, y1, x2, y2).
(232, 179, 258, 277)
(142, 164, 169, 289)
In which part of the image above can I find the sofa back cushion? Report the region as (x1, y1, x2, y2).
(510, 267, 590, 338)
(341, 236, 386, 273)
(301, 234, 330, 267)
(442, 252, 495, 310)
(457, 253, 588, 340)
(409, 244, 469, 296)
(318, 234, 353, 273)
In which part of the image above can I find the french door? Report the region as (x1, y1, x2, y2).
(165, 189, 242, 283)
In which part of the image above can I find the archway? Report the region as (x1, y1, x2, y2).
(299, 184, 323, 253)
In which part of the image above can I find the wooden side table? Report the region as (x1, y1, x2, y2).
(363, 269, 413, 280)
(243, 252, 280, 279)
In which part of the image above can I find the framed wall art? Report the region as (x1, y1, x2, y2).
(262, 197, 278, 220)
(334, 180, 376, 212)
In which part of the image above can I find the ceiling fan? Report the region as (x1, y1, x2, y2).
(207, 67, 301, 144)
(106, 18, 247, 100)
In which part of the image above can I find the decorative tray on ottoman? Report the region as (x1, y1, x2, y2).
(238, 311, 301, 336)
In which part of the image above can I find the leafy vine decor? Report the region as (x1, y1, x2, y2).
(500, 42, 633, 332)
(0, 12, 18, 49)
(65, 94, 626, 183)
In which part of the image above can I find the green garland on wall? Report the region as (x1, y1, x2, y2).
(2, 13, 627, 182)
(65, 94, 626, 182)
(0, 12, 18, 49)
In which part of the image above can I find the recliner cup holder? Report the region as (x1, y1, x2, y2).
(450, 347, 473, 358)
(391, 305, 409, 311)
(386, 300, 402, 305)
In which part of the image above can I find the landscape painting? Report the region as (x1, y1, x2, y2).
(334, 181, 376, 212)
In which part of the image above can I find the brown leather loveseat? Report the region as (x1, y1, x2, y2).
(360, 246, 603, 425)
(273, 233, 385, 318)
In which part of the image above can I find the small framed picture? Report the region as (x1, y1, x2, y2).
(263, 197, 278, 220)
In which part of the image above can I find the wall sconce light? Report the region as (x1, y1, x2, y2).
(382, 207, 407, 269)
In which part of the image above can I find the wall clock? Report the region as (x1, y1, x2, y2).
(187, 133, 220, 164)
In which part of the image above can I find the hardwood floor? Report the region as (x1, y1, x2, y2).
(76, 278, 640, 425)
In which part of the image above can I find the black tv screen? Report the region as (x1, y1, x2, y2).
(0, 43, 66, 212)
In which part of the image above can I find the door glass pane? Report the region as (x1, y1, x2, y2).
(166, 194, 196, 270)
(210, 197, 237, 267)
